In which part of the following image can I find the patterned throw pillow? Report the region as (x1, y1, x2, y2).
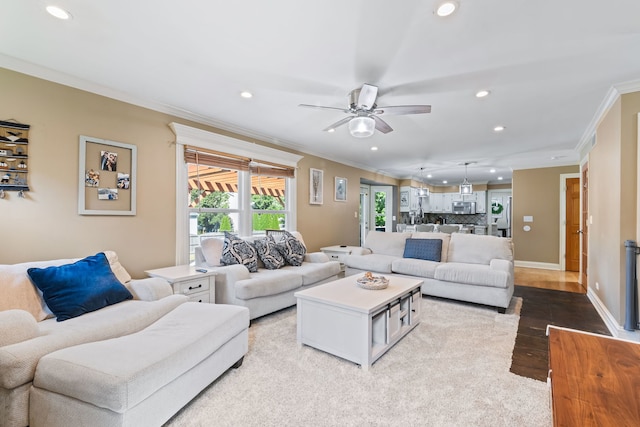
(220, 232, 259, 272)
(253, 235, 285, 270)
(403, 238, 443, 262)
(276, 231, 307, 266)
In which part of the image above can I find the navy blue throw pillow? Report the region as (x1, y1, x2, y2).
(27, 252, 133, 321)
(403, 239, 443, 262)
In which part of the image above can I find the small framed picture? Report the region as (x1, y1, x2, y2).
(334, 177, 347, 202)
(310, 168, 323, 205)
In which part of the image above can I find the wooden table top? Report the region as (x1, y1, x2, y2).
(548, 326, 640, 426)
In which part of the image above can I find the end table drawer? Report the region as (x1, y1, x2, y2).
(187, 293, 210, 303)
(177, 277, 210, 295)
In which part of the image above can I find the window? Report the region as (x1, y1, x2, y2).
(172, 123, 302, 265)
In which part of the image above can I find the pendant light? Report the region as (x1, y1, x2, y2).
(418, 167, 429, 197)
(460, 162, 473, 195)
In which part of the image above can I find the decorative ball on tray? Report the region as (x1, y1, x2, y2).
(356, 271, 389, 290)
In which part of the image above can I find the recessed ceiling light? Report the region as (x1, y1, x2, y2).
(327, 128, 335, 133)
(493, 125, 505, 132)
(240, 91, 253, 99)
(498, 176, 503, 180)
(436, 1, 458, 17)
(370, 146, 378, 151)
(442, 180, 448, 184)
(475, 90, 490, 98)
(46, 5, 72, 20)
(489, 168, 496, 173)
(427, 174, 432, 178)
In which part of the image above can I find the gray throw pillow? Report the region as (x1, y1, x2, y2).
(220, 232, 259, 272)
(276, 231, 306, 266)
(253, 235, 285, 270)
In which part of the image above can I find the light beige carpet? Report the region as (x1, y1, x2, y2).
(166, 297, 551, 427)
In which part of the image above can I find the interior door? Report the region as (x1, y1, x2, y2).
(581, 164, 589, 288)
(359, 185, 369, 246)
(565, 178, 580, 271)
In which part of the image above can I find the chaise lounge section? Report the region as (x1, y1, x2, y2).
(0, 251, 249, 427)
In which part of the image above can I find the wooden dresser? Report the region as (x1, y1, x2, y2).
(547, 326, 640, 426)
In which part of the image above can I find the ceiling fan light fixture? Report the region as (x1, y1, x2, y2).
(349, 116, 375, 138)
(46, 5, 72, 20)
(436, 1, 458, 17)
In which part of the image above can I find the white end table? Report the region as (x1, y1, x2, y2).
(145, 265, 216, 304)
(320, 245, 359, 271)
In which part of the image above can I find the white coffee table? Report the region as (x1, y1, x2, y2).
(295, 275, 423, 370)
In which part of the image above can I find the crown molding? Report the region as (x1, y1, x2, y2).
(0, 54, 400, 180)
(576, 78, 640, 154)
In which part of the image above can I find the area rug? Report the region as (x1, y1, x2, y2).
(165, 297, 551, 427)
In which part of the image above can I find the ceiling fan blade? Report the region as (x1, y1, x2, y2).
(371, 116, 393, 134)
(357, 84, 379, 110)
(374, 105, 432, 115)
(322, 116, 353, 132)
(299, 104, 351, 114)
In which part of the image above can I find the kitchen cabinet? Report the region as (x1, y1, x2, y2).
(400, 186, 424, 212)
(475, 191, 486, 213)
(443, 193, 453, 212)
(429, 193, 445, 213)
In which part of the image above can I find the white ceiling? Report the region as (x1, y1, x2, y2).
(2, 0, 640, 185)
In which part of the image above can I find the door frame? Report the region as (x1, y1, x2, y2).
(359, 185, 369, 246)
(560, 173, 580, 271)
(370, 186, 393, 233)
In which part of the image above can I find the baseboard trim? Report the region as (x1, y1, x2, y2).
(586, 287, 640, 342)
(514, 261, 561, 270)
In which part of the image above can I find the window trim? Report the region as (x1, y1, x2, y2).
(171, 123, 303, 265)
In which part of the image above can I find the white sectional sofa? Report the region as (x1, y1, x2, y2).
(0, 252, 249, 427)
(195, 231, 341, 320)
(344, 231, 514, 312)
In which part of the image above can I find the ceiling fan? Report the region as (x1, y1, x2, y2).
(299, 83, 431, 138)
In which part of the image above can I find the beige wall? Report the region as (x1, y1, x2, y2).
(512, 165, 579, 264)
(588, 92, 640, 324)
(0, 68, 398, 276)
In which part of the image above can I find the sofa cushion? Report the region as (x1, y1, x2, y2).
(344, 253, 397, 274)
(27, 253, 133, 322)
(434, 262, 510, 289)
(103, 251, 132, 284)
(403, 238, 443, 262)
(0, 295, 187, 390)
(0, 258, 77, 321)
(200, 237, 225, 267)
(0, 310, 39, 347)
(276, 231, 306, 266)
(411, 232, 451, 263)
(253, 236, 285, 270)
(447, 233, 513, 265)
(221, 232, 259, 272)
(282, 261, 340, 286)
(234, 269, 302, 300)
(364, 231, 412, 257)
(391, 258, 440, 279)
(32, 303, 249, 413)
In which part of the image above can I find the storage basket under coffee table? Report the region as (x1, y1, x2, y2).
(295, 275, 423, 370)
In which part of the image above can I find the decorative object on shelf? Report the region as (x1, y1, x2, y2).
(0, 120, 30, 193)
(356, 272, 389, 290)
(334, 176, 347, 202)
(309, 168, 323, 205)
(0, 189, 4, 199)
(78, 135, 137, 215)
(459, 162, 474, 195)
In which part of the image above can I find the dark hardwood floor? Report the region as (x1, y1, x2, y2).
(510, 269, 610, 381)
